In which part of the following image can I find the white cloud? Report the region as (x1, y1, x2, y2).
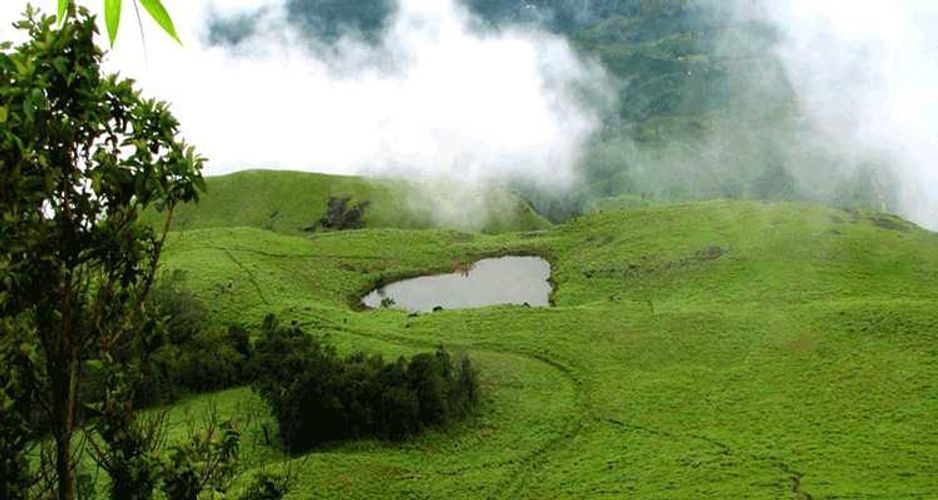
(762, 0, 938, 227)
(3, 1, 611, 189)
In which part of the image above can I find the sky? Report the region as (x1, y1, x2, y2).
(1, 0, 612, 187)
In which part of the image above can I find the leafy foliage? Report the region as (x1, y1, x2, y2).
(103, 0, 120, 46)
(160, 418, 241, 500)
(0, 328, 43, 500)
(238, 471, 290, 500)
(88, 356, 250, 500)
(58, 0, 180, 46)
(0, 6, 202, 497)
(251, 316, 480, 453)
(132, 272, 253, 406)
(86, 361, 164, 500)
(137, 0, 179, 43)
(150, 270, 207, 346)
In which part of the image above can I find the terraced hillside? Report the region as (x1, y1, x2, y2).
(143, 170, 550, 234)
(158, 200, 938, 498)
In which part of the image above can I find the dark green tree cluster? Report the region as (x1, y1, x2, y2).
(131, 271, 253, 406)
(252, 315, 480, 453)
(307, 196, 369, 231)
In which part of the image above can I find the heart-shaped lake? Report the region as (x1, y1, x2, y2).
(362, 256, 552, 312)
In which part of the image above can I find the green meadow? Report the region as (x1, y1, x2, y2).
(154, 172, 938, 498)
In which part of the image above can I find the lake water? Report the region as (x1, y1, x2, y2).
(362, 256, 552, 312)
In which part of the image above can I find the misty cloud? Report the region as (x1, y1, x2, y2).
(757, 0, 938, 228)
(1, 0, 612, 190)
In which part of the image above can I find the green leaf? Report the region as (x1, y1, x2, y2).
(138, 0, 181, 44)
(105, 0, 122, 47)
(52, 56, 68, 76)
(23, 98, 34, 123)
(0, 106, 7, 124)
(57, 0, 68, 24)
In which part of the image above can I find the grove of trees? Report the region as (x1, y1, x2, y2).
(252, 315, 480, 453)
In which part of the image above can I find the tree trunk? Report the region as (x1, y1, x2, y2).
(52, 354, 79, 500)
(55, 429, 75, 500)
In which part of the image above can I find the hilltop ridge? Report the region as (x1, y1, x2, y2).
(144, 169, 550, 235)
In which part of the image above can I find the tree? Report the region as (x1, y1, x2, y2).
(305, 196, 369, 232)
(0, 5, 204, 499)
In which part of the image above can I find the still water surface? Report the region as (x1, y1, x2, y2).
(362, 256, 551, 312)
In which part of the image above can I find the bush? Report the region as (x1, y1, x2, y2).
(174, 338, 247, 392)
(252, 316, 480, 453)
(150, 270, 208, 346)
(128, 274, 254, 406)
(239, 471, 289, 500)
(159, 420, 240, 500)
(306, 196, 369, 231)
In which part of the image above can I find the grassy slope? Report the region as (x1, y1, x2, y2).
(143, 170, 550, 235)
(158, 201, 938, 498)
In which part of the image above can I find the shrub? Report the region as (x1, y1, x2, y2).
(306, 196, 369, 231)
(87, 367, 162, 500)
(174, 337, 247, 392)
(134, 274, 254, 403)
(135, 344, 184, 407)
(252, 316, 480, 453)
(159, 420, 240, 500)
(150, 270, 208, 346)
(239, 471, 290, 500)
(227, 324, 252, 360)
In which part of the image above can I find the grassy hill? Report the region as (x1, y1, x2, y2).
(144, 170, 550, 235)
(155, 200, 938, 498)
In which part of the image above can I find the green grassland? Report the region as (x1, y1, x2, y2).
(153, 192, 938, 498)
(142, 170, 550, 235)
